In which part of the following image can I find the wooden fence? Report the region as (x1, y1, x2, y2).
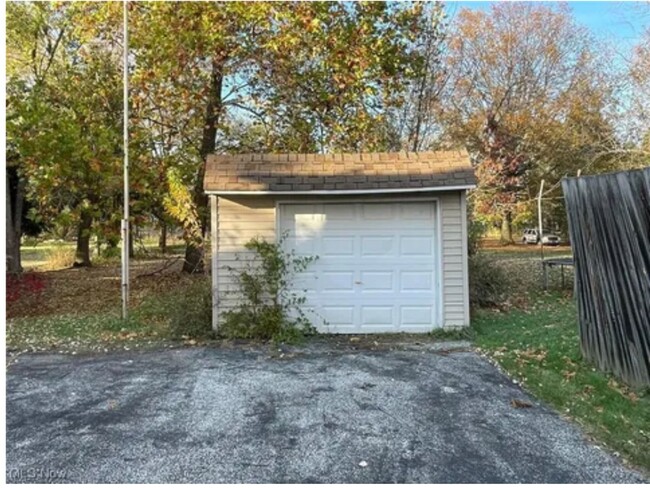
(562, 168, 650, 387)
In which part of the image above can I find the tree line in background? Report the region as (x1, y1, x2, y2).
(6, 1, 650, 274)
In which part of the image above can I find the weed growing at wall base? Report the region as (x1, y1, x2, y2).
(220, 235, 318, 343)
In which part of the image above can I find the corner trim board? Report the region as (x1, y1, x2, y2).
(210, 195, 219, 331)
(460, 190, 470, 326)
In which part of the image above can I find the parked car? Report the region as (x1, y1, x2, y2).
(522, 228, 561, 246)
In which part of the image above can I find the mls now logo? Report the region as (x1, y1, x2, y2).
(7, 467, 67, 482)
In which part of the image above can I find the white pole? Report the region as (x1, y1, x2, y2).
(538, 179, 545, 261)
(121, 0, 129, 320)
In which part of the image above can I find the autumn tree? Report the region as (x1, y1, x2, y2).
(390, 2, 447, 151)
(130, 1, 439, 272)
(627, 26, 650, 165)
(7, 1, 123, 267)
(130, 2, 280, 273)
(6, 1, 67, 273)
(251, 2, 437, 152)
(439, 3, 616, 242)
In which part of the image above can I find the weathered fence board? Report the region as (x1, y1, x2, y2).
(562, 168, 650, 387)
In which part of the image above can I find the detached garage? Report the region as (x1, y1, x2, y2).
(204, 151, 476, 334)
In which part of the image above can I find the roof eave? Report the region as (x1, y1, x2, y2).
(205, 184, 476, 196)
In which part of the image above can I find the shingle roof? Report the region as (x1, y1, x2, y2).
(203, 151, 476, 193)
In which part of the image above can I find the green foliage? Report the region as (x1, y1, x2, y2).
(131, 277, 213, 340)
(468, 253, 510, 309)
(7, 312, 155, 353)
(467, 219, 487, 257)
(7, 2, 124, 265)
(165, 279, 213, 340)
(252, 2, 436, 152)
(220, 235, 318, 342)
(163, 168, 203, 248)
(474, 295, 650, 470)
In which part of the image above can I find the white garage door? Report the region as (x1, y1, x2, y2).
(279, 201, 440, 333)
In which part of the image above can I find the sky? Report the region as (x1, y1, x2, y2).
(448, 1, 649, 52)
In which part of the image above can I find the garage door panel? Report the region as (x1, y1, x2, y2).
(321, 236, 355, 256)
(399, 202, 434, 219)
(400, 306, 434, 326)
(321, 203, 356, 220)
(400, 271, 433, 292)
(400, 236, 435, 256)
(362, 203, 394, 219)
(361, 236, 395, 256)
(360, 271, 394, 291)
(280, 201, 439, 333)
(292, 272, 318, 294)
(321, 271, 355, 292)
(361, 306, 394, 326)
(321, 306, 355, 326)
(284, 236, 316, 255)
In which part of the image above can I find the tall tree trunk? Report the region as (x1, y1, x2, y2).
(409, 30, 433, 152)
(183, 57, 224, 274)
(159, 220, 167, 254)
(500, 209, 514, 244)
(74, 210, 93, 267)
(6, 170, 24, 274)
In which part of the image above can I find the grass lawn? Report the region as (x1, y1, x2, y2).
(480, 240, 573, 260)
(473, 293, 650, 472)
(21, 241, 76, 270)
(20, 237, 186, 271)
(7, 312, 170, 354)
(6, 272, 212, 356)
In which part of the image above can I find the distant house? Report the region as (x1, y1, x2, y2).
(203, 151, 476, 334)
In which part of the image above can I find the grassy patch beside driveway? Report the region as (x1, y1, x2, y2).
(473, 293, 650, 471)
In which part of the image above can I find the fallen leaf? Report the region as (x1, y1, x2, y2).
(511, 399, 533, 408)
(563, 370, 576, 381)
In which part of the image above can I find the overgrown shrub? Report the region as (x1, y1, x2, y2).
(220, 235, 318, 342)
(468, 252, 510, 309)
(165, 278, 213, 339)
(100, 244, 121, 259)
(467, 218, 487, 256)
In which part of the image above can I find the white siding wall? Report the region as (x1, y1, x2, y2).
(215, 196, 276, 314)
(440, 191, 469, 326)
(212, 192, 470, 328)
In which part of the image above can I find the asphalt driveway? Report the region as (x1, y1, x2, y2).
(6, 344, 646, 483)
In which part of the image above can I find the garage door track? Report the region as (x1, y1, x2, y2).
(6, 345, 646, 483)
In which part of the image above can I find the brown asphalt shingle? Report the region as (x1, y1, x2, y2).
(203, 151, 476, 192)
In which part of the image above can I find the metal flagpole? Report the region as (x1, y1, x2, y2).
(121, 0, 130, 320)
(538, 179, 545, 260)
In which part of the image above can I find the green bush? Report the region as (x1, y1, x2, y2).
(101, 244, 121, 259)
(467, 218, 487, 256)
(468, 252, 510, 309)
(165, 278, 213, 339)
(220, 235, 317, 343)
(129, 277, 212, 340)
